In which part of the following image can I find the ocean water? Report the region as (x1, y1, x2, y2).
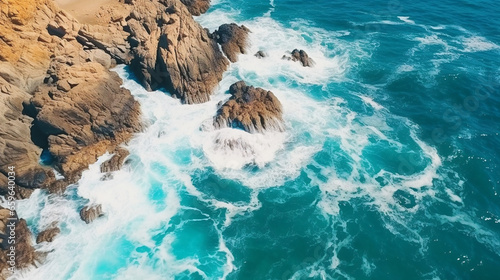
(12, 0, 500, 279)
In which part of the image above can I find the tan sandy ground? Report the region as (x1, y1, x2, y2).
(54, 0, 130, 24)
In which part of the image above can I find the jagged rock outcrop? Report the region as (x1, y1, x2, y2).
(27, 62, 141, 182)
(282, 49, 314, 67)
(213, 23, 250, 63)
(0, 207, 37, 279)
(0, 79, 55, 193)
(77, 24, 132, 65)
(36, 225, 60, 244)
(180, 0, 211, 16)
(0, 0, 142, 193)
(80, 204, 104, 224)
(0, 0, 61, 193)
(214, 81, 284, 133)
(100, 147, 130, 173)
(127, 0, 229, 104)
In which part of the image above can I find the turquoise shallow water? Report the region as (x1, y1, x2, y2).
(13, 0, 500, 279)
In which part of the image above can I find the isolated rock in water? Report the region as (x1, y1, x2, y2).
(213, 23, 251, 63)
(28, 62, 142, 182)
(80, 204, 104, 224)
(282, 49, 315, 67)
(36, 225, 60, 244)
(180, 0, 211, 16)
(214, 81, 284, 133)
(254, 50, 267, 59)
(128, 0, 229, 104)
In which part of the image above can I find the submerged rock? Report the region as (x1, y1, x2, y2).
(214, 81, 284, 133)
(213, 23, 251, 63)
(80, 204, 104, 224)
(282, 49, 315, 67)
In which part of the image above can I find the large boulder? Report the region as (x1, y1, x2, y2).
(213, 23, 250, 63)
(180, 0, 211, 16)
(127, 0, 229, 104)
(28, 62, 142, 182)
(214, 81, 285, 133)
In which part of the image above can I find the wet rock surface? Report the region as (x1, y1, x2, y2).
(213, 23, 250, 62)
(282, 49, 315, 67)
(80, 204, 104, 224)
(36, 225, 60, 244)
(214, 81, 285, 134)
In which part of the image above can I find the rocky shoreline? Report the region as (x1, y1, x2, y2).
(0, 0, 311, 277)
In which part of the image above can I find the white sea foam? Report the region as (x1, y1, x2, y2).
(460, 36, 500, 53)
(398, 16, 416, 25)
(202, 129, 286, 169)
(359, 95, 384, 110)
(396, 64, 415, 73)
(445, 188, 463, 204)
(234, 17, 351, 84)
(414, 34, 449, 48)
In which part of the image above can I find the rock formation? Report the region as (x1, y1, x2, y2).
(27, 62, 141, 182)
(127, 0, 229, 104)
(180, 0, 211, 16)
(80, 204, 104, 224)
(0, 207, 37, 279)
(36, 225, 60, 244)
(0, 0, 143, 191)
(214, 81, 285, 133)
(0, 1, 145, 275)
(213, 23, 251, 63)
(282, 49, 314, 67)
(77, 24, 132, 65)
(100, 147, 130, 174)
(0, 0, 60, 193)
(0, 78, 55, 194)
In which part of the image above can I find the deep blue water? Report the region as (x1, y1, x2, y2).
(13, 0, 500, 279)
